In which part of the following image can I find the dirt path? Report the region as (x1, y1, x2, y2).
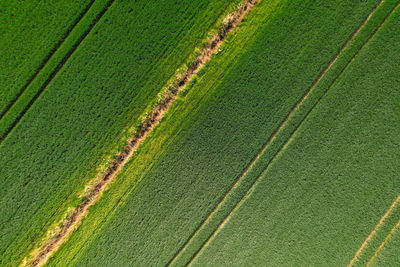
(24, 1, 259, 266)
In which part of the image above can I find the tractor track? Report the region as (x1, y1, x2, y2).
(366, 218, 400, 266)
(349, 195, 400, 267)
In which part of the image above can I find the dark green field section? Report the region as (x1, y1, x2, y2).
(192, 7, 400, 266)
(0, 0, 93, 118)
(0, 1, 235, 265)
(47, 0, 391, 266)
(0, 0, 114, 140)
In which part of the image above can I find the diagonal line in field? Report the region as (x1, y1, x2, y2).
(348, 195, 400, 267)
(165, 1, 398, 265)
(0, 0, 116, 143)
(366, 218, 400, 266)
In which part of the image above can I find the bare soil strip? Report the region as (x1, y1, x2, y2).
(348, 195, 400, 267)
(168, 1, 392, 265)
(366, 219, 400, 266)
(1, 0, 115, 142)
(24, 1, 258, 266)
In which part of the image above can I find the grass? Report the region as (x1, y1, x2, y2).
(45, 0, 387, 266)
(0, 0, 94, 118)
(191, 6, 400, 266)
(0, 1, 236, 265)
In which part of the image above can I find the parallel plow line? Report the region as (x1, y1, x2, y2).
(166, 1, 399, 265)
(23, 1, 258, 266)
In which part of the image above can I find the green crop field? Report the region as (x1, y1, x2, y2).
(0, 0, 238, 265)
(0, 0, 94, 118)
(1, 0, 399, 266)
(190, 6, 400, 266)
(0, 0, 115, 140)
(370, 225, 400, 266)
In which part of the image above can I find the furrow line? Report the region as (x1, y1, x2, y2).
(23, 1, 258, 266)
(167, 1, 395, 266)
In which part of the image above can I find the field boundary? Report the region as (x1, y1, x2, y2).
(0, 0, 115, 142)
(366, 219, 400, 266)
(348, 195, 400, 266)
(0, 0, 96, 119)
(166, 1, 399, 265)
(22, 1, 259, 266)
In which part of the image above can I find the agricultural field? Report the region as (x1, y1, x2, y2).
(0, 0, 115, 139)
(1, 0, 399, 266)
(0, 0, 238, 265)
(0, 0, 93, 117)
(370, 227, 400, 266)
(191, 6, 400, 266)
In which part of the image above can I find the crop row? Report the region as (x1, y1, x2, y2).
(351, 195, 400, 266)
(170, 0, 400, 265)
(369, 221, 400, 266)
